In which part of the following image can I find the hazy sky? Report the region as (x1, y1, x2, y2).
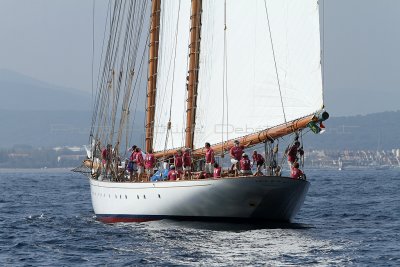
(0, 0, 399, 117)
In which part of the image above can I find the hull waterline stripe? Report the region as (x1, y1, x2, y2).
(96, 214, 291, 223)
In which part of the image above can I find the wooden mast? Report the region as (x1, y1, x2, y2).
(185, 0, 202, 150)
(154, 112, 328, 159)
(145, 0, 161, 153)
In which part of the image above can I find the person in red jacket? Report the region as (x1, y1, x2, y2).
(145, 148, 155, 179)
(102, 144, 112, 177)
(168, 165, 179, 181)
(135, 147, 145, 182)
(101, 146, 108, 165)
(204, 142, 215, 177)
(252, 151, 265, 176)
(230, 140, 243, 176)
(213, 163, 222, 178)
(174, 150, 183, 172)
(287, 141, 304, 166)
(183, 148, 192, 179)
(101, 146, 107, 169)
(240, 153, 252, 175)
(290, 162, 304, 179)
(128, 145, 137, 182)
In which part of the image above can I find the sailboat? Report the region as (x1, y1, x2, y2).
(338, 157, 343, 171)
(80, 0, 328, 223)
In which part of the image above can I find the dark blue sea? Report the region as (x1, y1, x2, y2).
(0, 168, 399, 266)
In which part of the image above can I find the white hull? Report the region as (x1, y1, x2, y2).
(89, 176, 309, 223)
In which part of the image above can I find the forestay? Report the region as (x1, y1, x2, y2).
(153, 0, 192, 152)
(194, 0, 323, 149)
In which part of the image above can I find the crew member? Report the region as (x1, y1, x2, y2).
(183, 148, 192, 179)
(135, 147, 145, 182)
(145, 148, 155, 180)
(230, 140, 243, 176)
(252, 150, 265, 176)
(174, 150, 183, 172)
(205, 142, 215, 177)
(213, 163, 222, 178)
(102, 144, 112, 177)
(290, 162, 304, 179)
(168, 165, 179, 181)
(128, 145, 137, 182)
(287, 141, 304, 166)
(240, 153, 252, 175)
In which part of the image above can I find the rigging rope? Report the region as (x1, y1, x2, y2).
(90, 0, 149, 155)
(115, 0, 146, 150)
(91, 0, 95, 121)
(300, 130, 304, 168)
(95, 1, 123, 144)
(221, 0, 229, 156)
(322, 0, 326, 104)
(89, 0, 111, 143)
(263, 0, 287, 124)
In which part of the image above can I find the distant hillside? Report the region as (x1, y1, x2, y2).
(0, 109, 399, 150)
(0, 69, 145, 148)
(303, 110, 400, 150)
(0, 69, 91, 111)
(0, 109, 145, 148)
(0, 69, 399, 150)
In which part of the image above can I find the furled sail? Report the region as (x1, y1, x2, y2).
(152, 0, 192, 152)
(194, 0, 323, 149)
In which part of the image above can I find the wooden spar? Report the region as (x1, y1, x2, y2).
(185, 0, 202, 150)
(154, 113, 319, 159)
(145, 0, 161, 153)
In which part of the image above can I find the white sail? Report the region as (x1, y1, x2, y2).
(194, 0, 323, 149)
(153, 0, 192, 152)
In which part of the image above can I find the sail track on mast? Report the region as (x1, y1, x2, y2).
(145, 0, 161, 153)
(185, 0, 202, 150)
